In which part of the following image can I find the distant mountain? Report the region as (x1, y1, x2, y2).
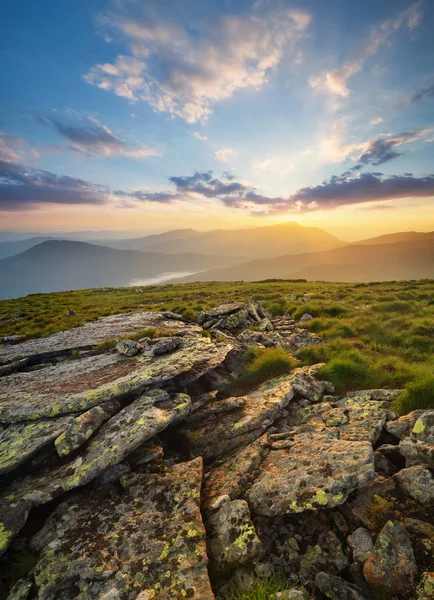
(0, 237, 61, 260)
(354, 231, 432, 245)
(117, 222, 344, 258)
(0, 241, 244, 299)
(93, 229, 201, 251)
(173, 235, 434, 283)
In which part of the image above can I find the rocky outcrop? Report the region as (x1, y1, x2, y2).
(1, 301, 433, 599)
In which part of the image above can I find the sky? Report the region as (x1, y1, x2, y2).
(0, 0, 433, 241)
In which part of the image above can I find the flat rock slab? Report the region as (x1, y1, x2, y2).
(0, 311, 202, 365)
(182, 374, 296, 458)
(0, 415, 75, 475)
(0, 391, 191, 555)
(248, 430, 375, 516)
(0, 336, 231, 422)
(30, 458, 214, 600)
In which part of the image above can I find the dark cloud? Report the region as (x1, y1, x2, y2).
(36, 114, 159, 158)
(411, 83, 434, 104)
(169, 171, 250, 199)
(353, 130, 428, 169)
(0, 160, 108, 210)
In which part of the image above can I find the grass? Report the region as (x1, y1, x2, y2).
(1, 279, 433, 412)
(232, 347, 298, 394)
(220, 576, 307, 600)
(392, 375, 434, 414)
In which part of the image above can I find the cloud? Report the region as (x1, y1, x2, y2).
(370, 117, 383, 125)
(192, 132, 208, 142)
(310, 1, 424, 97)
(37, 113, 160, 159)
(84, 4, 311, 122)
(0, 132, 40, 163)
(214, 148, 237, 163)
(352, 129, 431, 168)
(0, 159, 108, 210)
(411, 82, 434, 104)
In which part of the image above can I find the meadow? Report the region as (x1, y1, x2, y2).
(1, 279, 433, 413)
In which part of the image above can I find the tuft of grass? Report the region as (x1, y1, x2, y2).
(317, 352, 371, 393)
(392, 375, 434, 414)
(95, 338, 117, 353)
(232, 347, 297, 394)
(8, 550, 39, 577)
(220, 576, 300, 600)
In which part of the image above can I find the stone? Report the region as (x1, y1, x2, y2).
(207, 499, 261, 571)
(399, 410, 434, 467)
(0, 415, 75, 474)
(182, 374, 296, 458)
(416, 572, 434, 600)
(345, 389, 403, 402)
(292, 371, 327, 403)
(197, 303, 243, 325)
(248, 430, 375, 516)
(298, 313, 313, 323)
(186, 396, 246, 423)
(349, 478, 396, 530)
(299, 531, 348, 584)
(54, 400, 120, 456)
(315, 572, 367, 600)
(259, 318, 273, 331)
(385, 409, 426, 439)
(0, 334, 231, 422)
(30, 458, 214, 599)
(4, 579, 32, 600)
(201, 436, 269, 513)
(147, 336, 182, 356)
(272, 591, 307, 600)
(347, 528, 373, 563)
(363, 521, 417, 596)
(116, 338, 143, 356)
(0, 310, 203, 365)
(0, 391, 191, 555)
(394, 465, 434, 505)
(333, 396, 388, 444)
(0, 499, 31, 558)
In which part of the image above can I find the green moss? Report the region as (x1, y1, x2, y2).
(412, 418, 426, 434)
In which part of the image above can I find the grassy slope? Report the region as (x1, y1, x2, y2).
(1, 279, 433, 411)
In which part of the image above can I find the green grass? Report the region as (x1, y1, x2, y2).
(232, 347, 298, 394)
(392, 375, 434, 414)
(1, 279, 433, 412)
(220, 576, 308, 600)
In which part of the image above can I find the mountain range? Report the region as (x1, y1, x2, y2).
(0, 224, 432, 299)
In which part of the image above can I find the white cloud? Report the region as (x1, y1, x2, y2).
(0, 132, 40, 163)
(371, 117, 384, 125)
(253, 156, 295, 174)
(310, 1, 424, 97)
(214, 148, 238, 163)
(84, 5, 311, 122)
(192, 132, 208, 142)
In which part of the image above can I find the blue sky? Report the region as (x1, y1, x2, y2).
(1, 0, 433, 239)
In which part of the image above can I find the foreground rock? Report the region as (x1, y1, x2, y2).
(30, 458, 214, 599)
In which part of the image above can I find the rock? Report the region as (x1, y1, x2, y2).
(147, 336, 182, 356)
(399, 410, 434, 467)
(198, 301, 272, 332)
(197, 303, 243, 325)
(30, 458, 214, 599)
(298, 313, 313, 323)
(207, 499, 261, 571)
(394, 465, 434, 505)
(237, 329, 284, 348)
(349, 478, 396, 530)
(374, 450, 397, 477)
(248, 430, 375, 516)
(363, 521, 417, 596)
(0, 499, 31, 557)
(347, 528, 373, 563)
(202, 436, 269, 513)
(315, 572, 367, 600)
(0, 334, 231, 422)
(0, 415, 75, 474)
(116, 338, 143, 356)
(385, 409, 426, 439)
(345, 389, 403, 402)
(259, 318, 273, 332)
(182, 374, 296, 458)
(54, 400, 120, 456)
(66, 309, 75, 317)
(4, 579, 32, 600)
(292, 371, 327, 403)
(186, 396, 246, 423)
(0, 310, 203, 366)
(416, 571, 434, 600)
(299, 531, 348, 584)
(92, 462, 131, 486)
(332, 395, 388, 444)
(271, 591, 307, 600)
(0, 391, 191, 554)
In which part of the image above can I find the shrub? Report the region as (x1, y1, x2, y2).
(220, 576, 300, 600)
(232, 348, 297, 394)
(392, 375, 434, 414)
(317, 353, 371, 393)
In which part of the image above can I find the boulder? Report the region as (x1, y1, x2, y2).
(363, 521, 417, 596)
(207, 499, 261, 571)
(4, 579, 32, 600)
(394, 465, 434, 505)
(298, 313, 313, 323)
(30, 458, 214, 599)
(385, 409, 426, 439)
(299, 531, 348, 584)
(347, 528, 373, 563)
(399, 411, 434, 467)
(248, 430, 375, 516)
(0, 335, 231, 422)
(315, 572, 367, 600)
(116, 338, 143, 356)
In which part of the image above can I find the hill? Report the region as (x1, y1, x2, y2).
(354, 231, 432, 245)
(0, 236, 60, 260)
(0, 240, 243, 299)
(98, 222, 343, 258)
(173, 234, 434, 283)
(91, 228, 201, 251)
